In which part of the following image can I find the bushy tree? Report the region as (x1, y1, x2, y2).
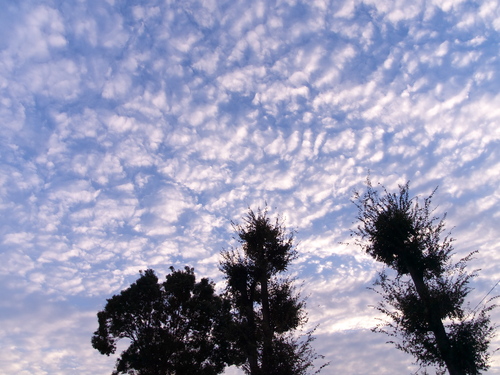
(92, 267, 232, 375)
(220, 208, 327, 375)
(353, 180, 496, 375)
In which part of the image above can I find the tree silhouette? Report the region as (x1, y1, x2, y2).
(92, 267, 232, 375)
(220, 208, 327, 375)
(353, 180, 496, 375)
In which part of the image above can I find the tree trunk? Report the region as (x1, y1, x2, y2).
(246, 282, 260, 375)
(407, 265, 464, 375)
(260, 272, 273, 374)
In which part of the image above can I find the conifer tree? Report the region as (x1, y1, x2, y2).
(220, 208, 326, 375)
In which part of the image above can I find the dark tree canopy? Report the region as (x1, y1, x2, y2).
(220, 208, 327, 375)
(91, 267, 232, 375)
(353, 180, 496, 375)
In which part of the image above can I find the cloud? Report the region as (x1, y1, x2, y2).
(10, 5, 67, 61)
(1, 0, 499, 373)
(0, 294, 118, 375)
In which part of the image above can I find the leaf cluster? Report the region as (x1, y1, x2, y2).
(353, 180, 451, 278)
(91, 267, 231, 375)
(354, 179, 497, 375)
(220, 208, 326, 375)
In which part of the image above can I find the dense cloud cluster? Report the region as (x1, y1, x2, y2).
(0, 0, 499, 374)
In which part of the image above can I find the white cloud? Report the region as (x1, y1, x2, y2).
(102, 73, 133, 99)
(218, 66, 267, 93)
(115, 138, 157, 168)
(0, 250, 35, 276)
(1, 0, 500, 373)
(192, 49, 221, 75)
(99, 12, 129, 49)
(48, 180, 99, 207)
(13, 5, 67, 61)
(24, 59, 82, 99)
(145, 186, 197, 229)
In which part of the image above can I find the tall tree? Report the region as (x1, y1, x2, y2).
(353, 180, 496, 375)
(92, 267, 233, 375)
(220, 208, 326, 375)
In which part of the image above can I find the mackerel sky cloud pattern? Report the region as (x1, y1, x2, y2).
(0, 0, 499, 374)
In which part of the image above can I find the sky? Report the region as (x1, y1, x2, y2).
(0, 0, 499, 374)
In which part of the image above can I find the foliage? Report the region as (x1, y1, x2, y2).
(220, 207, 327, 375)
(91, 267, 232, 375)
(353, 180, 496, 375)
